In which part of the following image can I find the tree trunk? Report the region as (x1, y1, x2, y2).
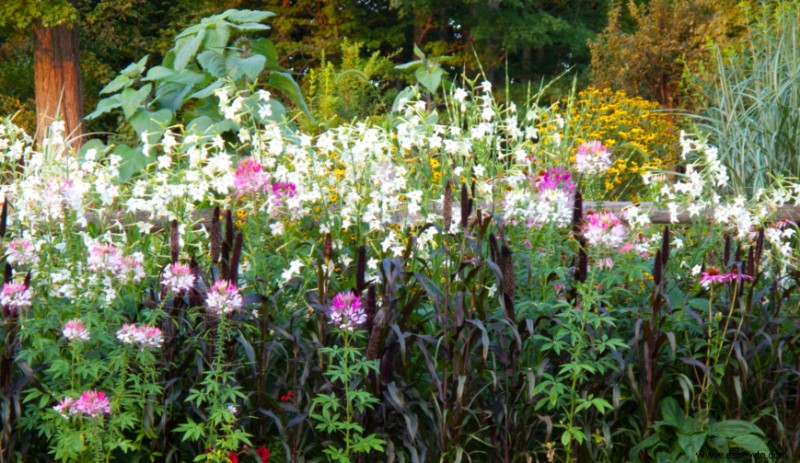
(33, 17, 83, 148)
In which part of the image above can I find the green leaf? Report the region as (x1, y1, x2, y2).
(677, 432, 706, 460)
(267, 71, 311, 117)
(189, 81, 225, 100)
(251, 38, 280, 66)
(203, 23, 231, 51)
(122, 55, 149, 77)
(174, 30, 206, 71)
(225, 9, 275, 23)
(115, 144, 150, 181)
(100, 74, 131, 95)
(197, 51, 226, 78)
(731, 434, 770, 455)
(415, 65, 443, 94)
(143, 66, 174, 82)
(120, 84, 152, 119)
(225, 54, 266, 80)
(163, 69, 207, 86)
(230, 23, 269, 32)
(129, 108, 173, 144)
(86, 94, 123, 119)
(709, 420, 765, 439)
(394, 60, 421, 71)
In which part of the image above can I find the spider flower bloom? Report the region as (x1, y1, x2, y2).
(6, 238, 39, 267)
(206, 280, 243, 315)
(1, 282, 32, 313)
(162, 263, 196, 292)
(116, 323, 163, 349)
(699, 267, 754, 287)
(87, 243, 123, 273)
(574, 141, 612, 175)
(53, 397, 76, 418)
(581, 211, 627, 249)
(63, 319, 90, 342)
(234, 157, 270, 195)
(533, 167, 575, 193)
(72, 389, 111, 418)
(329, 290, 366, 330)
(270, 181, 297, 208)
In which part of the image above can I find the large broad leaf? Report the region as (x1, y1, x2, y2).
(162, 69, 207, 86)
(225, 9, 275, 23)
(225, 54, 266, 81)
(143, 66, 174, 82)
(129, 108, 173, 144)
(86, 94, 123, 119)
(115, 144, 151, 181)
(121, 55, 149, 77)
(391, 86, 416, 113)
(173, 30, 206, 71)
(677, 432, 706, 460)
(100, 74, 131, 95)
(203, 23, 231, 51)
(267, 71, 311, 117)
(197, 51, 226, 78)
(120, 84, 152, 120)
(251, 38, 279, 64)
(415, 65, 443, 94)
(709, 420, 765, 439)
(189, 81, 225, 100)
(154, 82, 194, 112)
(730, 434, 770, 455)
(229, 23, 269, 32)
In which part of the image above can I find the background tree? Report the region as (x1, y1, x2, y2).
(589, 0, 744, 108)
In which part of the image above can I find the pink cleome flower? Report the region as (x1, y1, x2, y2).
(55, 390, 111, 419)
(329, 290, 366, 330)
(270, 181, 297, 208)
(63, 319, 90, 342)
(162, 263, 196, 293)
(206, 280, 243, 315)
(1, 281, 32, 313)
(532, 167, 575, 193)
(6, 237, 39, 267)
(581, 211, 627, 249)
(234, 157, 270, 196)
(116, 323, 163, 349)
(574, 141, 612, 175)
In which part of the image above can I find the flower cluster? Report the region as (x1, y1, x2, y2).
(574, 141, 612, 175)
(87, 243, 145, 282)
(234, 157, 270, 196)
(1, 281, 32, 313)
(62, 319, 90, 342)
(206, 280, 243, 315)
(6, 237, 39, 267)
(582, 211, 628, 249)
(116, 323, 164, 349)
(162, 263, 196, 293)
(54, 390, 111, 419)
(328, 290, 366, 330)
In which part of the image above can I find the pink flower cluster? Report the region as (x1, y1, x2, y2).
(63, 319, 90, 342)
(533, 167, 575, 193)
(162, 263, 196, 293)
(206, 280, 243, 315)
(699, 267, 754, 287)
(270, 181, 297, 209)
(329, 290, 366, 330)
(54, 390, 111, 419)
(582, 211, 627, 249)
(87, 243, 145, 282)
(574, 141, 612, 175)
(1, 281, 32, 313)
(6, 237, 39, 267)
(234, 157, 270, 196)
(116, 323, 164, 349)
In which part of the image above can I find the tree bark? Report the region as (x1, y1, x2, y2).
(33, 17, 83, 148)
